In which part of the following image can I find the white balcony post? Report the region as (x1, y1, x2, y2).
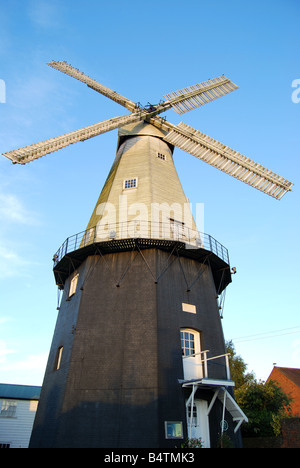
(202, 350, 208, 378)
(225, 354, 231, 380)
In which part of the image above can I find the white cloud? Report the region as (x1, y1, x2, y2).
(0, 192, 39, 225)
(0, 339, 15, 364)
(0, 348, 48, 385)
(27, 0, 64, 29)
(0, 317, 11, 326)
(0, 241, 35, 279)
(1, 352, 48, 372)
(0, 240, 45, 280)
(2, 64, 76, 148)
(10, 74, 59, 113)
(0, 188, 42, 278)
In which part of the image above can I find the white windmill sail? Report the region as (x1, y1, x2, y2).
(2, 60, 293, 200)
(48, 61, 138, 112)
(163, 75, 238, 114)
(3, 113, 144, 164)
(162, 121, 293, 200)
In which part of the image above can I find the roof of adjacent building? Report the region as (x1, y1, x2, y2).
(0, 383, 41, 401)
(269, 367, 300, 388)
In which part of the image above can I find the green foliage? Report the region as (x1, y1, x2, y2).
(226, 341, 291, 437)
(217, 433, 234, 448)
(226, 340, 255, 389)
(181, 438, 203, 448)
(235, 379, 292, 437)
(226, 340, 292, 437)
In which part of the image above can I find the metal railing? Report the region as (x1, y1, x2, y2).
(183, 350, 231, 381)
(53, 220, 229, 265)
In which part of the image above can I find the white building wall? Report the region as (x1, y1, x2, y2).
(0, 398, 38, 448)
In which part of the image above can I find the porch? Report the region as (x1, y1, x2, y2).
(180, 351, 248, 441)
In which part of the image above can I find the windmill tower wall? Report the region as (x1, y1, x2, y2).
(30, 123, 242, 448)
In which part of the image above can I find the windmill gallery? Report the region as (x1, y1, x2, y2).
(2, 62, 293, 448)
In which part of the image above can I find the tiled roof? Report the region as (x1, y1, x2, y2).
(272, 367, 300, 388)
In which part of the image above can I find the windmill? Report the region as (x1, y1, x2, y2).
(3, 62, 293, 448)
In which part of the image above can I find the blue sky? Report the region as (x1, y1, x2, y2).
(0, 0, 299, 385)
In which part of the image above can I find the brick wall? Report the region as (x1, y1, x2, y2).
(243, 436, 283, 448)
(243, 418, 300, 448)
(281, 418, 300, 448)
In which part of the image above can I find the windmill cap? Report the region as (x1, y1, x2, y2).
(117, 121, 173, 152)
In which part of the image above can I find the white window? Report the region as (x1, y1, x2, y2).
(123, 178, 138, 190)
(0, 400, 17, 418)
(181, 329, 203, 380)
(69, 273, 79, 297)
(181, 330, 195, 357)
(54, 346, 63, 370)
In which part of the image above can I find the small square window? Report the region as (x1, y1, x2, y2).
(123, 178, 138, 190)
(157, 153, 166, 161)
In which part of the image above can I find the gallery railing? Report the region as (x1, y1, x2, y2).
(53, 220, 229, 265)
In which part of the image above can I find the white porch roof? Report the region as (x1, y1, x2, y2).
(182, 379, 248, 433)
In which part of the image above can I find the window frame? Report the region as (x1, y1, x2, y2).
(164, 421, 184, 440)
(69, 273, 79, 298)
(54, 346, 63, 371)
(123, 178, 138, 190)
(181, 330, 196, 357)
(0, 399, 17, 418)
(180, 328, 203, 380)
(157, 152, 166, 161)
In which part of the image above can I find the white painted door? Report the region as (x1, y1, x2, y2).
(181, 329, 203, 380)
(186, 399, 210, 448)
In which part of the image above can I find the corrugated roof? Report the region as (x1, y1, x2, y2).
(0, 383, 41, 400)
